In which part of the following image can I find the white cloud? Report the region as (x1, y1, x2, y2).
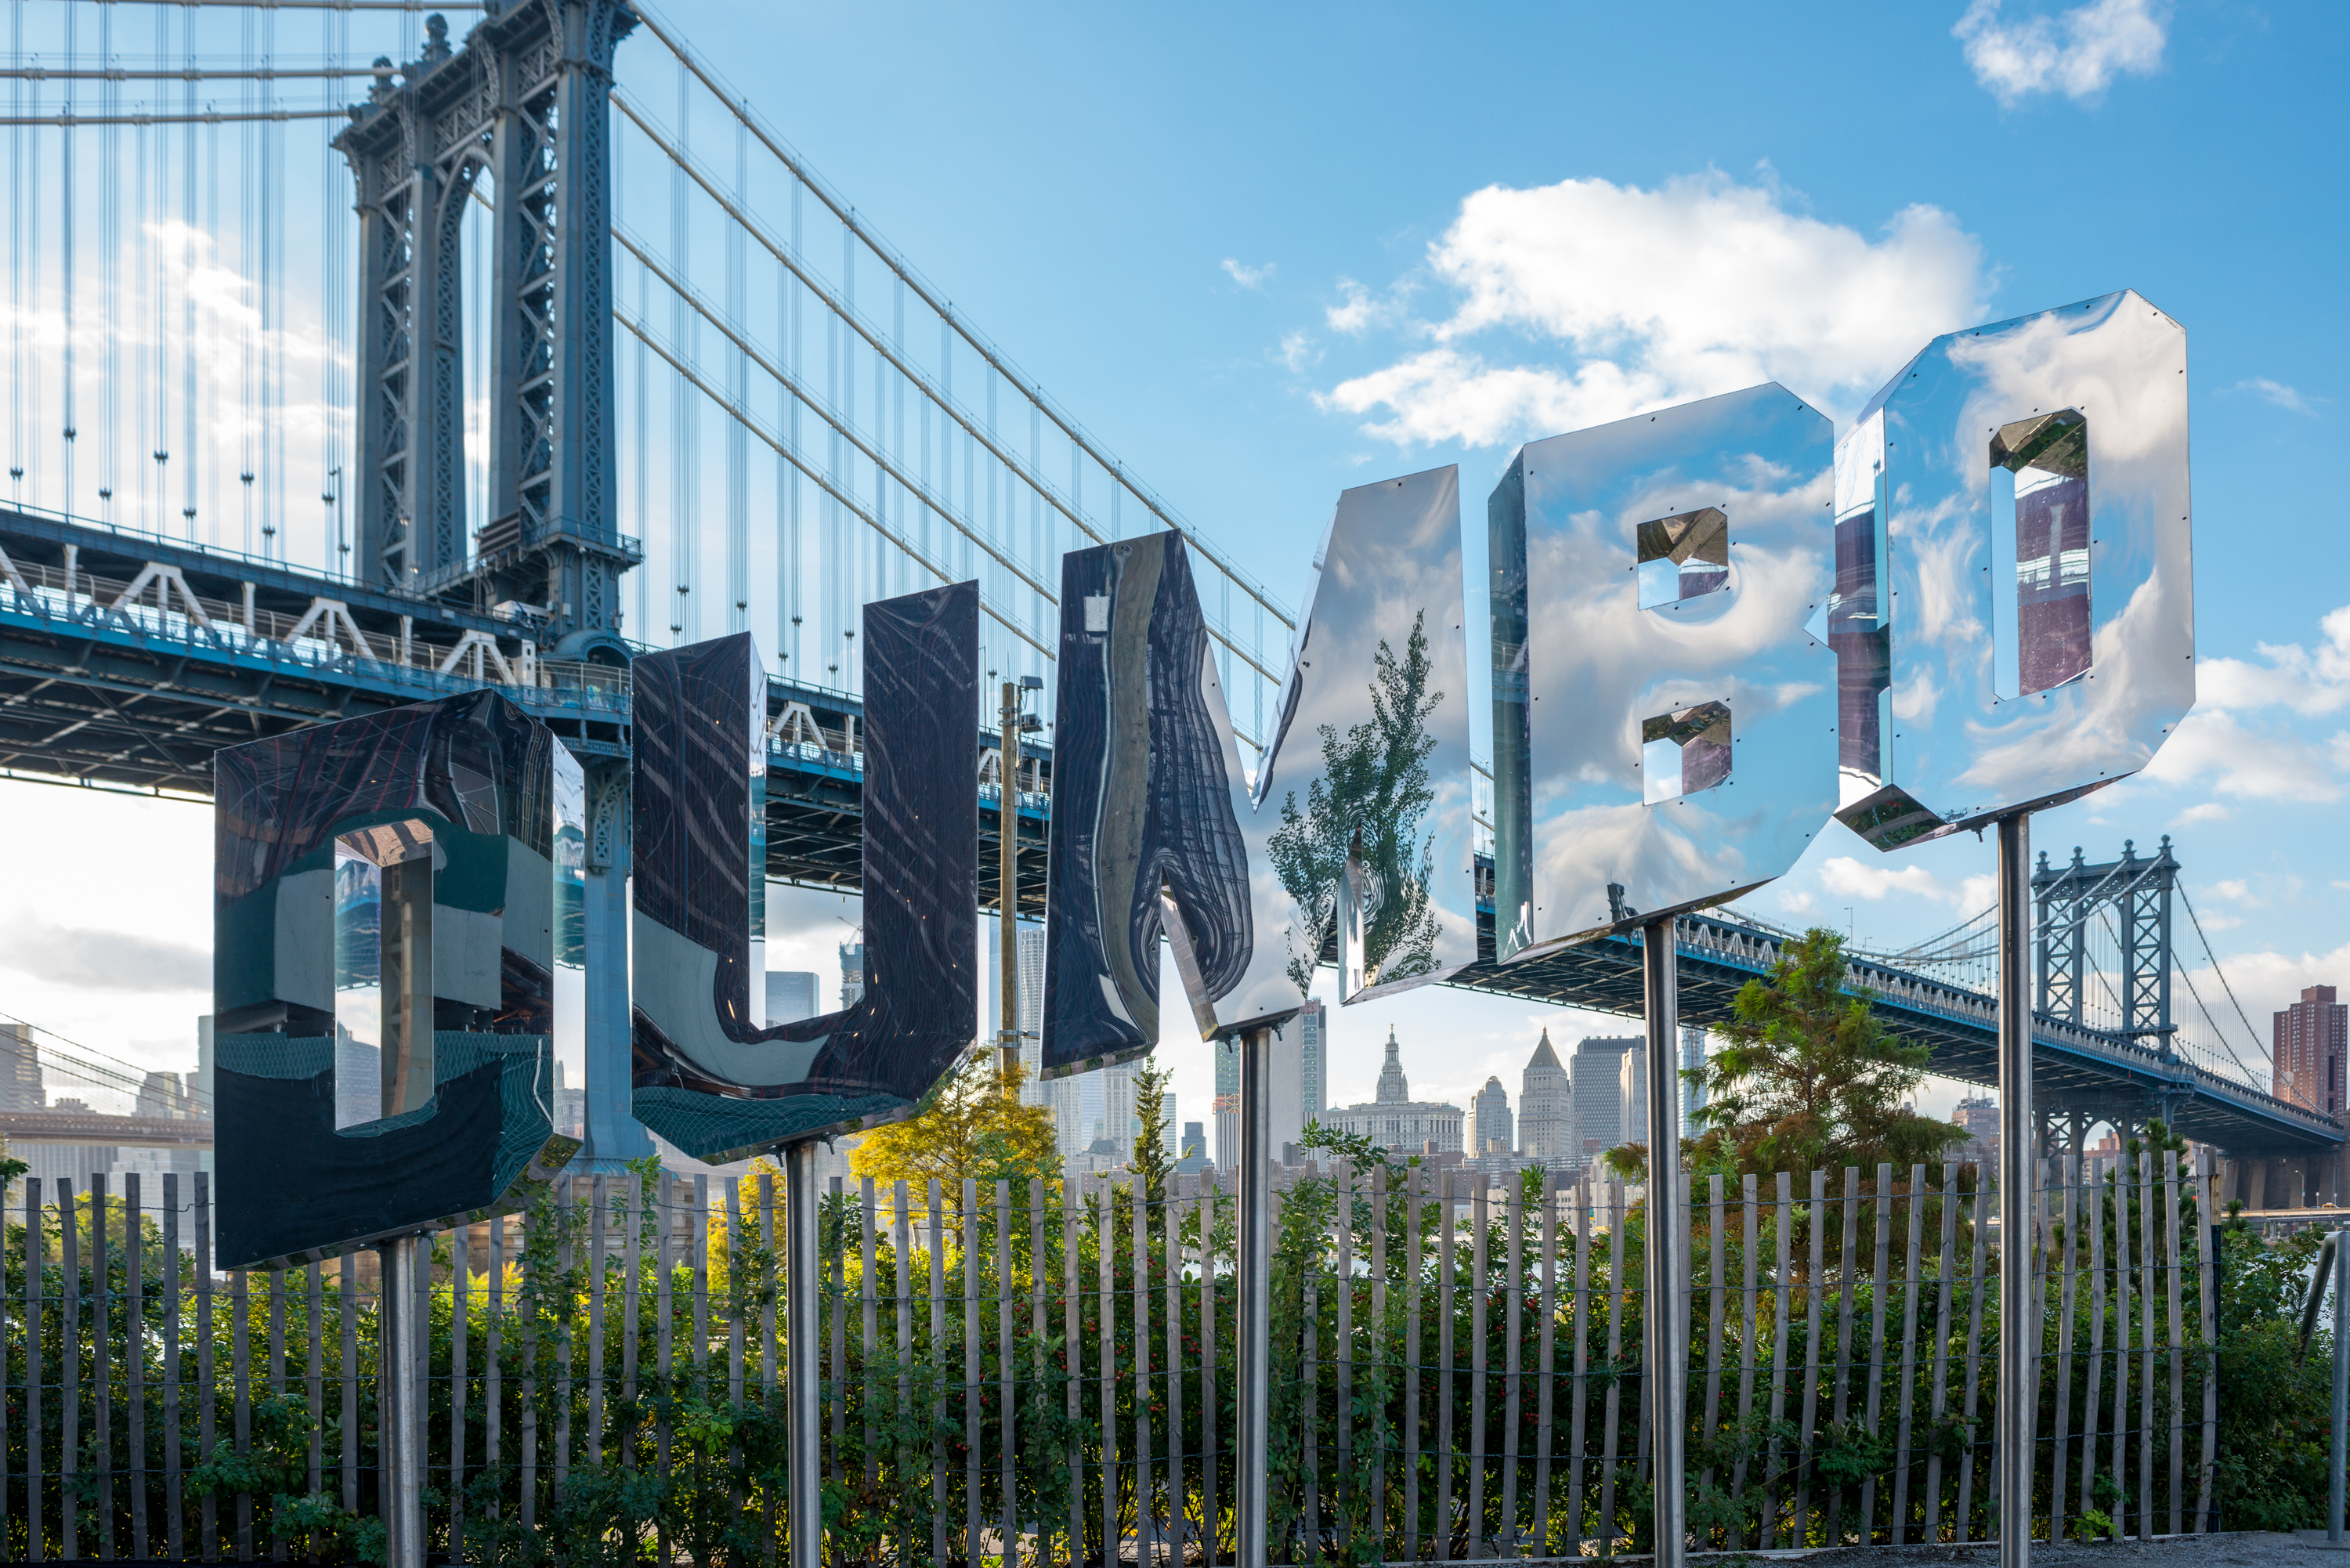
(2139, 709, 2347, 804)
(1325, 277, 1394, 337)
(1777, 888, 1817, 916)
(2229, 377, 2321, 416)
(1315, 172, 1987, 449)
(1820, 855, 1969, 905)
(1220, 258, 1274, 291)
(2169, 801, 2232, 827)
(0, 918, 208, 994)
(1277, 331, 1319, 372)
(2197, 605, 2350, 717)
(1954, 0, 2168, 105)
(2203, 879, 2251, 902)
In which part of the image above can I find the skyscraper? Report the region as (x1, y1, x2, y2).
(1570, 1036, 1641, 1168)
(1519, 1030, 1570, 1164)
(1681, 1025, 1708, 1123)
(1618, 1044, 1649, 1156)
(765, 971, 819, 1025)
(1299, 1000, 1327, 1123)
(0, 1021, 42, 1113)
(1473, 1076, 1513, 1154)
(838, 941, 866, 1009)
(2276, 985, 2349, 1119)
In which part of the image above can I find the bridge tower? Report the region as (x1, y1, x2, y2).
(334, 0, 642, 659)
(2034, 836, 2178, 1055)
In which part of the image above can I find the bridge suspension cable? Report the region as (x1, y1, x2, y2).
(0, 0, 1289, 751)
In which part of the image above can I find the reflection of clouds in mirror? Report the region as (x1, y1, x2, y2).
(1499, 385, 1836, 950)
(1836, 293, 2191, 846)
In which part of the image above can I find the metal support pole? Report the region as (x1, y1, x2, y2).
(2334, 1228, 2348, 1543)
(1642, 916, 1687, 1568)
(378, 1234, 424, 1568)
(786, 1140, 822, 1568)
(1236, 1024, 1273, 1568)
(1997, 811, 2035, 1568)
(998, 679, 1020, 1089)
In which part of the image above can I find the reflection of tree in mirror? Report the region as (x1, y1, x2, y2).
(1266, 611, 1443, 993)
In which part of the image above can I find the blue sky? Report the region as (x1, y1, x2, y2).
(3, 0, 2342, 1138)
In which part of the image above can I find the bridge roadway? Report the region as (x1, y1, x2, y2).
(0, 1110, 214, 1148)
(0, 508, 2332, 1157)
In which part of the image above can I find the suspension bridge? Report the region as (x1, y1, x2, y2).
(0, 0, 2326, 1189)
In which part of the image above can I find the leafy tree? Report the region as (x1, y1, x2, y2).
(1264, 611, 1444, 992)
(1130, 1051, 1175, 1200)
(1687, 926, 1965, 1178)
(848, 1047, 1059, 1198)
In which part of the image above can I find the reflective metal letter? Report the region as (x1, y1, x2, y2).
(630, 584, 979, 1161)
(1831, 291, 2193, 851)
(1042, 468, 1479, 1068)
(214, 689, 581, 1268)
(1489, 383, 1837, 961)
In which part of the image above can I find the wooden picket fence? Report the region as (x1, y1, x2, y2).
(0, 1149, 2222, 1563)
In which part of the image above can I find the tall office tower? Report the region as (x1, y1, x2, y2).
(0, 1021, 42, 1112)
(838, 941, 866, 1009)
(1681, 1025, 1708, 1123)
(1298, 999, 1327, 1122)
(2276, 985, 2350, 1118)
(1954, 1094, 1999, 1160)
(1473, 1076, 1513, 1154)
(1213, 1038, 1241, 1172)
(1618, 1044, 1649, 1157)
(765, 971, 819, 1025)
(1181, 1122, 1207, 1161)
(1519, 1030, 1570, 1163)
(1569, 1036, 1641, 1168)
(1102, 1061, 1138, 1160)
(1160, 1092, 1179, 1150)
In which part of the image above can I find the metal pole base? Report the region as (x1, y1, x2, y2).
(1997, 811, 2036, 1568)
(378, 1234, 425, 1568)
(1236, 1024, 1273, 1568)
(786, 1142, 823, 1568)
(1642, 917, 1687, 1568)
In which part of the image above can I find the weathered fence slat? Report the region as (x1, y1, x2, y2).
(2165, 1149, 2185, 1537)
(933, 1178, 951, 1566)
(1335, 1162, 1355, 1551)
(1000, 1177, 1018, 1568)
(1702, 1170, 1726, 1502)
(1956, 1165, 1988, 1543)
(1731, 1171, 1759, 1544)
(1161, 1176, 1184, 1565)
(1534, 1172, 1559, 1558)
(1860, 1162, 1892, 1540)
(1924, 1161, 1961, 1544)
(60, 1180, 80, 1560)
(450, 1213, 469, 1560)
(1891, 1162, 1925, 1544)
(2048, 1155, 2078, 1545)
(1201, 1172, 1220, 1566)
(1404, 1165, 1424, 1561)
(1599, 1180, 1628, 1559)
(1565, 1174, 1591, 1562)
(859, 1177, 879, 1491)
(2080, 1155, 2107, 1531)
(966, 1176, 985, 1563)
(165, 1177, 185, 1561)
(1466, 1177, 1488, 1560)
(2196, 1154, 2219, 1531)
(1764, 1170, 1794, 1549)
(1502, 1172, 1524, 1559)
(588, 1176, 608, 1462)
(2138, 1149, 2157, 1541)
(2111, 1153, 2132, 1541)
(25, 1180, 43, 1563)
